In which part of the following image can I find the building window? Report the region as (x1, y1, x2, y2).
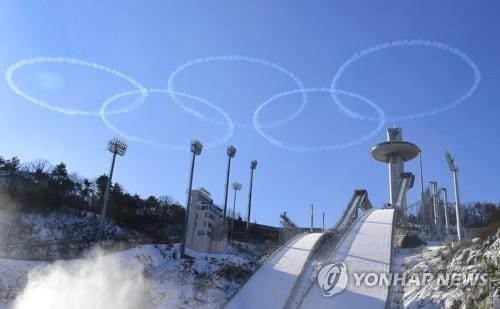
(197, 230, 205, 236)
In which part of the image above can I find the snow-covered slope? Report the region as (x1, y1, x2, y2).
(0, 243, 262, 309)
(226, 233, 323, 309)
(300, 209, 394, 308)
(0, 209, 127, 260)
(0, 209, 124, 244)
(390, 237, 500, 308)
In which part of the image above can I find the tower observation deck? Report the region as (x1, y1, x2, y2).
(371, 128, 419, 213)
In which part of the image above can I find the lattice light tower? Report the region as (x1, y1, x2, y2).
(98, 137, 128, 241)
(371, 128, 420, 216)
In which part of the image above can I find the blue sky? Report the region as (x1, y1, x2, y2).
(0, 1, 499, 227)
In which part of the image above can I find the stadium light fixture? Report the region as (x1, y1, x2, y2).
(445, 151, 463, 241)
(181, 140, 203, 258)
(246, 160, 258, 233)
(222, 145, 237, 219)
(97, 138, 128, 241)
(231, 182, 242, 231)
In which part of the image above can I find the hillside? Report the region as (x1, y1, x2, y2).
(0, 243, 265, 309)
(390, 234, 500, 308)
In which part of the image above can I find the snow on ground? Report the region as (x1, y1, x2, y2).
(0, 242, 263, 309)
(0, 208, 124, 244)
(0, 209, 129, 260)
(0, 259, 47, 308)
(300, 209, 394, 309)
(284, 231, 342, 308)
(226, 233, 323, 309)
(390, 236, 500, 309)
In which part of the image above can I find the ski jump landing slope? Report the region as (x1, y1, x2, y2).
(226, 233, 323, 309)
(300, 209, 394, 309)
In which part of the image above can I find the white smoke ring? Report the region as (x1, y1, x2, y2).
(167, 55, 308, 129)
(253, 88, 386, 152)
(5, 56, 148, 116)
(99, 88, 234, 151)
(330, 40, 481, 121)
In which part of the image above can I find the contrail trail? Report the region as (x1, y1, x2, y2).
(330, 40, 481, 122)
(166, 55, 308, 129)
(5, 56, 147, 116)
(4, 44, 480, 152)
(252, 88, 386, 152)
(99, 88, 234, 152)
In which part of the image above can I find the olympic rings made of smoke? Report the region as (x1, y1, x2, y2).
(253, 88, 386, 152)
(99, 88, 234, 152)
(4, 40, 482, 152)
(5, 56, 148, 116)
(166, 55, 308, 129)
(330, 39, 481, 122)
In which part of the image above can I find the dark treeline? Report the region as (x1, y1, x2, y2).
(411, 198, 500, 238)
(0, 156, 185, 236)
(462, 202, 500, 238)
(462, 202, 500, 228)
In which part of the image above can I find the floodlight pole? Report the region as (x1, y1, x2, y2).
(322, 212, 325, 232)
(231, 182, 242, 231)
(418, 151, 426, 225)
(429, 181, 442, 240)
(310, 204, 314, 233)
(181, 140, 203, 258)
(98, 138, 127, 241)
(223, 146, 237, 219)
(446, 151, 463, 241)
(452, 169, 462, 240)
(439, 188, 450, 238)
(97, 153, 116, 240)
(246, 160, 258, 233)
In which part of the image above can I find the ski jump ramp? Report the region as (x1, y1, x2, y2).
(226, 209, 394, 309)
(225, 233, 323, 309)
(300, 209, 394, 308)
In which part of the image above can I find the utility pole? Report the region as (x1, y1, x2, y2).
(246, 160, 258, 233)
(181, 140, 203, 258)
(222, 146, 237, 219)
(98, 138, 127, 241)
(446, 151, 463, 241)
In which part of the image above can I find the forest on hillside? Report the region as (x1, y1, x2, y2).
(0, 156, 185, 235)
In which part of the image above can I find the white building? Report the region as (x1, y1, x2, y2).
(185, 188, 228, 253)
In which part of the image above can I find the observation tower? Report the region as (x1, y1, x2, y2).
(371, 128, 419, 214)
